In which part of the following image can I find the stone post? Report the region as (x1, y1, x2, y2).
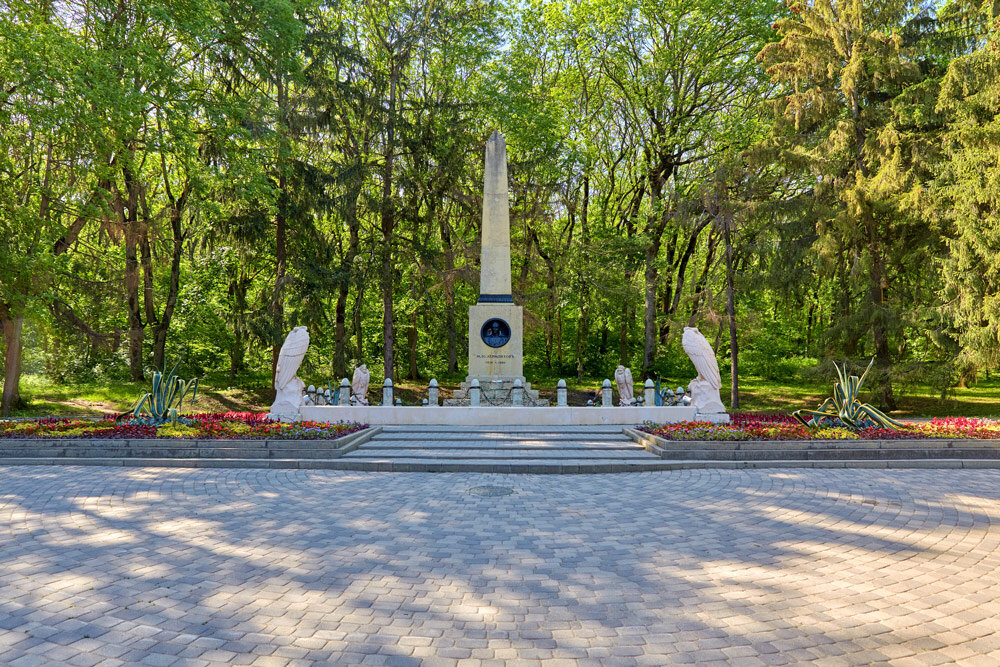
(602, 379, 613, 407)
(556, 379, 568, 407)
(644, 379, 655, 407)
(428, 378, 439, 407)
(395, 398, 402, 406)
(512, 378, 523, 406)
(422, 398, 428, 406)
(470, 379, 481, 407)
(382, 378, 393, 406)
(339, 378, 351, 406)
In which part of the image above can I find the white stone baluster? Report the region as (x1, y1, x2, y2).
(512, 378, 523, 406)
(470, 379, 481, 407)
(601, 379, 613, 407)
(382, 378, 393, 407)
(338, 378, 351, 406)
(428, 379, 439, 407)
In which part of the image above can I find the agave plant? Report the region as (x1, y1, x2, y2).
(793, 358, 903, 430)
(126, 361, 199, 426)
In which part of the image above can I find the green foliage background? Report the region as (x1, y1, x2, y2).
(3, 0, 1000, 415)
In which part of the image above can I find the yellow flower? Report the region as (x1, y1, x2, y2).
(156, 425, 198, 439)
(816, 427, 859, 440)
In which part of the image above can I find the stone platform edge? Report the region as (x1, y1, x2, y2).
(0, 425, 381, 453)
(0, 457, 998, 472)
(299, 405, 702, 426)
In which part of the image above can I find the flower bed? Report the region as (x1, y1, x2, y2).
(0, 412, 365, 440)
(642, 415, 1000, 441)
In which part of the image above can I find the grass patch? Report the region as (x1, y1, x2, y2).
(8, 372, 999, 418)
(12, 374, 272, 418)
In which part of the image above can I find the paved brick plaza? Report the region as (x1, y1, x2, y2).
(1, 467, 999, 665)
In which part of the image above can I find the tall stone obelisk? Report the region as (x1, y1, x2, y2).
(467, 131, 523, 381)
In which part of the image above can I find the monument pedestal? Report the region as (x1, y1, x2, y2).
(446, 302, 547, 406)
(444, 377, 548, 407)
(468, 302, 522, 378)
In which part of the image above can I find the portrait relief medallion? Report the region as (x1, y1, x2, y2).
(480, 318, 512, 348)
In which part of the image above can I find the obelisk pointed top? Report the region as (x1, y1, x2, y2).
(479, 129, 512, 301)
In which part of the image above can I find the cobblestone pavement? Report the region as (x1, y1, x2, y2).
(1, 467, 1000, 666)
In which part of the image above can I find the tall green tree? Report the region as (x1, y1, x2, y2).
(758, 0, 934, 408)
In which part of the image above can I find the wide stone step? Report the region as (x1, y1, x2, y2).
(331, 458, 672, 472)
(376, 426, 629, 435)
(364, 440, 637, 449)
(369, 433, 631, 443)
(341, 448, 654, 460)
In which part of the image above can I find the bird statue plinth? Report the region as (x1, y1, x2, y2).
(681, 326, 726, 416)
(268, 326, 310, 423)
(351, 364, 370, 405)
(614, 365, 634, 406)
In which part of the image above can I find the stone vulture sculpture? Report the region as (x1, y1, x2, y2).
(681, 326, 726, 414)
(351, 364, 370, 405)
(268, 326, 310, 421)
(614, 365, 634, 406)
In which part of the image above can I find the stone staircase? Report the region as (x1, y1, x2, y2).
(334, 425, 665, 472)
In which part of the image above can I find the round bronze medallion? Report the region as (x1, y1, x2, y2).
(480, 318, 511, 348)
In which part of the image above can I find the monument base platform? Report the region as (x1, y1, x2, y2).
(300, 405, 697, 426)
(444, 377, 548, 406)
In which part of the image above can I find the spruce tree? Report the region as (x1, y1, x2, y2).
(758, 0, 929, 408)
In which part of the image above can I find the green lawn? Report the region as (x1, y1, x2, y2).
(7, 373, 999, 419)
(10, 374, 273, 419)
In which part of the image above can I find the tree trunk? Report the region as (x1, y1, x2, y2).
(407, 311, 419, 380)
(1, 303, 24, 417)
(642, 243, 659, 377)
(334, 185, 361, 379)
(575, 176, 590, 381)
(334, 282, 349, 378)
(272, 193, 286, 384)
(353, 279, 365, 363)
(440, 215, 458, 374)
(123, 163, 145, 382)
(642, 165, 671, 377)
(539, 232, 557, 372)
(724, 215, 739, 410)
(870, 238, 896, 410)
(152, 193, 187, 371)
(228, 331, 244, 387)
(619, 301, 630, 367)
(271, 75, 289, 389)
(556, 308, 563, 367)
(380, 63, 400, 381)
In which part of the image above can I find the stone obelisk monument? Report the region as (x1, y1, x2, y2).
(447, 131, 544, 405)
(467, 131, 523, 380)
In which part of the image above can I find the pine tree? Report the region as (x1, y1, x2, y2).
(758, 0, 930, 409)
(936, 1, 1000, 374)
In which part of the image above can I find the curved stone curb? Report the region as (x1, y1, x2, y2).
(0, 426, 380, 460)
(625, 427, 1000, 459)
